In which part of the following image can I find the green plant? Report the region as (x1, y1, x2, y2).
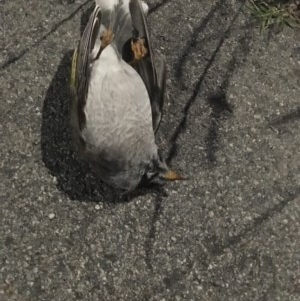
(248, 0, 300, 30)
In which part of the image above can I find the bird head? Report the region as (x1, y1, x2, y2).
(140, 151, 184, 187)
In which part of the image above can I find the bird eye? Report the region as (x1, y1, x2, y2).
(139, 169, 158, 188)
(147, 171, 157, 180)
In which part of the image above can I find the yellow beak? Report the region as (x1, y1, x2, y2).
(162, 170, 185, 181)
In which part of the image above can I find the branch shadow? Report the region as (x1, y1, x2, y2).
(269, 107, 300, 126)
(174, 0, 227, 80)
(204, 33, 252, 164)
(145, 0, 252, 270)
(148, 0, 174, 14)
(205, 91, 233, 164)
(204, 187, 300, 256)
(144, 191, 167, 270)
(0, 0, 92, 70)
(167, 2, 247, 163)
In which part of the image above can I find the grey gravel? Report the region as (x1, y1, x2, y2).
(0, 0, 299, 300)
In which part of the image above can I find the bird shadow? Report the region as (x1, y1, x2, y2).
(40, 4, 111, 203)
(40, 50, 101, 202)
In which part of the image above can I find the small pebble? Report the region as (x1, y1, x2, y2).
(254, 114, 261, 120)
(95, 204, 101, 210)
(49, 213, 55, 220)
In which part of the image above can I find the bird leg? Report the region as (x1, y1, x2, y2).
(129, 38, 148, 65)
(100, 29, 114, 49)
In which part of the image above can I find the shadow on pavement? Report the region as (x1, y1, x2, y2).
(144, 192, 165, 271)
(167, 0, 253, 166)
(0, 0, 92, 71)
(174, 0, 227, 80)
(205, 91, 233, 163)
(146, 0, 252, 269)
(269, 107, 300, 126)
(148, 0, 173, 14)
(41, 50, 100, 202)
(204, 32, 252, 164)
(204, 187, 300, 256)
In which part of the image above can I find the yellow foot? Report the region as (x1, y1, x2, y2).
(131, 38, 148, 61)
(100, 29, 114, 48)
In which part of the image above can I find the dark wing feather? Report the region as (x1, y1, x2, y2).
(73, 5, 102, 130)
(129, 0, 167, 133)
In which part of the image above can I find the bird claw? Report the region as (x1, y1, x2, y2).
(101, 29, 114, 48)
(131, 38, 148, 61)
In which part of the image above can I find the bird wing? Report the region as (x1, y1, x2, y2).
(129, 0, 167, 133)
(70, 5, 102, 132)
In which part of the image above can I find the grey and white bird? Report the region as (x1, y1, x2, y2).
(70, 0, 182, 192)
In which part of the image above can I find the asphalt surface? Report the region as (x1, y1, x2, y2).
(1, 0, 300, 300)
